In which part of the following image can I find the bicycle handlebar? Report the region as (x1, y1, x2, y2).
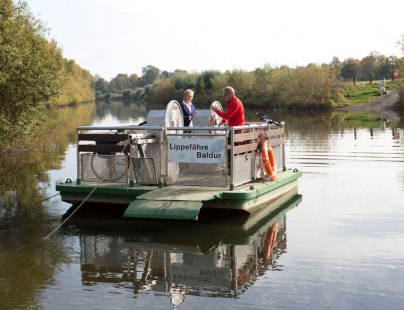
(255, 112, 280, 126)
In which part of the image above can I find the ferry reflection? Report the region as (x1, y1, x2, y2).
(74, 189, 302, 306)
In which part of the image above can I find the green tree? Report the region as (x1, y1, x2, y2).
(395, 33, 404, 107)
(330, 56, 342, 79)
(56, 59, 94, 104)
(274, 64, 341, 108)
(128, 73, 139, 88)
(94, 77, 109, 94)
(113, 74, 129, 91)
(376, 55, 397, 80)
(196, 70, 221, 94)
(138, 65, 160, 86)
(173, 70, 197, 91)
(341, 58, 360, 84)
(359, 53, 378, 83)
(0, 0, 65, 143)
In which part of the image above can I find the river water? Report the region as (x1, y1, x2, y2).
(1, 101, 403, 310)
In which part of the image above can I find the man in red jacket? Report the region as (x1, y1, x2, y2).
(210, 86, 245, 127)
(211, 86, 246, 173)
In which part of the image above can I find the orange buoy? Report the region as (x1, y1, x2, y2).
(261, 140, 278, 180)
(263, 221, 279, 262)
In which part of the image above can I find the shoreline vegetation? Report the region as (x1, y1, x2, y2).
(96, 77, 402, 111)
(1, 0, 404, 146)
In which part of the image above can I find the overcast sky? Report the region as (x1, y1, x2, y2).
(27, 0, 404, 80)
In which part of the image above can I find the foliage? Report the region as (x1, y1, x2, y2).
(138, 65, 160, 87)
(340, 58, 360, 83)
(0, 0, 65, 143)
(282, 65, 341, 108)
(397, 79, 404, 108)
(94, 33, 404, 111)
(146, 78, 177, 105)
(173, 70, 198, 92)
(396, 35, 404, 108)
(54, 59, 95, 105)
(194, 70, 222, 103)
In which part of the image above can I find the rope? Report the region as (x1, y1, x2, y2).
(2, 138, 132, 252)
(43, 138, 131, 240)
(0, 193, 61, 219)
(1, 238, 48, 255)
(42, 185, 98, 240)
(254, 187, 260, 203)
(32, 193, 61, 206)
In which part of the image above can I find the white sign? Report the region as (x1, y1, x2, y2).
(168, 137, 226, 164)
(171, 265, 230, 287)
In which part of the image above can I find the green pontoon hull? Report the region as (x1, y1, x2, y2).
(56, 169, 302, 221)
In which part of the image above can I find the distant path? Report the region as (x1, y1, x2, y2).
(335, 90, 400, 112)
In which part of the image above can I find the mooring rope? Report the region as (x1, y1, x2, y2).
(43, 138, 131, 240)
(42, 185, 99, 240)
(0, 193, 61, 219)
(1, 138, 132, 254)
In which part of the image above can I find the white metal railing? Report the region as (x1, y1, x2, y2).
(75, 122, 285, 189)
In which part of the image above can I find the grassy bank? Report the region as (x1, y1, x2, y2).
(343, 80, 399, 105)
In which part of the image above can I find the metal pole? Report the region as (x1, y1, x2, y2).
(76, 128, 81, 185)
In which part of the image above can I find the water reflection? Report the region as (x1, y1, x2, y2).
(0, 104, 97, 309)
(94, 100, 148, 124)
(63, 190, 301, 307)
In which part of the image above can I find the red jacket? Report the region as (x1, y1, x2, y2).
(215, 95, 245, 127)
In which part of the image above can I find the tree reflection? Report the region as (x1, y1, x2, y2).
(0, 103, 95, 309)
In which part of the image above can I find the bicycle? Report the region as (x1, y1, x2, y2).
(90, 131, 131, 182)
(90, 122, 147, 182)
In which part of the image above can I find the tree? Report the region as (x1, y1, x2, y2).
(397, 33, 404, 55)
(0, 0, 65, 143)
(330, 56, 342, 79)
(128, 73, 139, 88)
(173, 70, 198, 91)
(138, 65, 160, 86)
(94, 77, 109, 94)
(196, 70, 221, 94)
(376, 55, 396, 80)
(112, 73, 131, 91)
(360, 53, 378, 83)
(341, 58, 360, 84)
(161, 70, 172, 79)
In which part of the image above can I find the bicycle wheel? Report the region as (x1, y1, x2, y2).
(90, 153, 130, 182)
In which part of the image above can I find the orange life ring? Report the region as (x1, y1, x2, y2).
(263, 221, 279, 262)
(261, 140, 278, 180)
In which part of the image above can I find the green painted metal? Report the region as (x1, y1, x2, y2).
(136, 187, 221, 201)
(56, 168, 302, 220)
(220, 169, 302, 200)
(56, 182, 154, 196)
(123, 200, 203, 220)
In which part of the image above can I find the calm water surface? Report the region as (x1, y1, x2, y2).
(1, 101, 403, 310)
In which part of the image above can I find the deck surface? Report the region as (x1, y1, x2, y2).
(136, 186, 226, 201)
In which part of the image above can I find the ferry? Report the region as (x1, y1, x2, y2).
(56, 100, 302, 220)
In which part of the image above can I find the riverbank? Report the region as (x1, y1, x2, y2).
(336, 90, 400, 112)
(335, 89, 402, 123)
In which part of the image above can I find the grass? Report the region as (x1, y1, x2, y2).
(343, 80, 399, 105)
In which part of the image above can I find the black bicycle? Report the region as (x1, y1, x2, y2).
(90, 122, 147, 182)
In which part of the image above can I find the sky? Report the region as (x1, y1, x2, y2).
(26, 0, 404, 81)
